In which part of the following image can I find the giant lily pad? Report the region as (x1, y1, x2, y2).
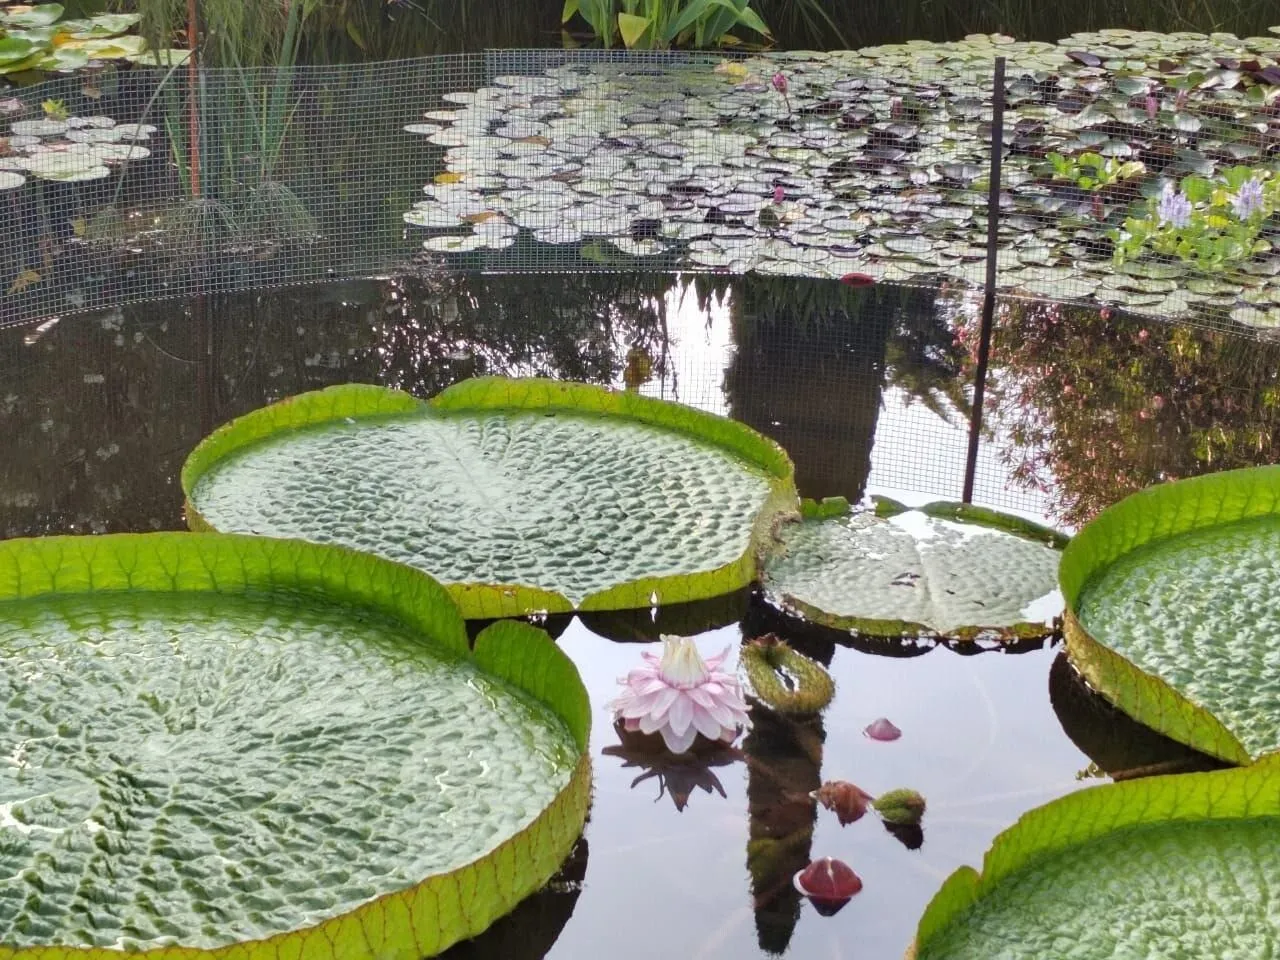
(910, 759, 1280, 959)
(182, 379, 797, 618)
(0, 532, 590, 957)
(763, 499, 1066, 639)
(1061, 465, 1280, 764)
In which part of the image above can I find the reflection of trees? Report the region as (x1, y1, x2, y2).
(741, 636, 831, 955)
(0, 273, 675, 538)
(721, 276, 962, 501)
(371, 273, 675, 398)
(976, 299, 1280, 528)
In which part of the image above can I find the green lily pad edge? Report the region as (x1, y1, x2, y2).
(0, 531, 592, 960)
(180, 378, 799, 619)
(907, 757, 1280, 960)
(767, 496, 1067, 641)
(1060, 464, 1280, 765)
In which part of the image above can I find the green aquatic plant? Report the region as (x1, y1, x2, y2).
(1112, 167, 1280, 271)
(1061, 464, 1280, 764)
(911, 759, 1280, 960)
(1043, 151, 1145, 192)
(0, 5, 157, 79)
(562, 0, 771, 48)
(740, 633, 835, 714)
(763, 498, 1065, 640)
(0, 532, 591, 957)
(182, 379, 798, 617)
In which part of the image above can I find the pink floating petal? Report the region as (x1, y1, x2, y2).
(794, 858, 862, 915)
(840, 272, 875, 287)
(863, 717, 902, 741)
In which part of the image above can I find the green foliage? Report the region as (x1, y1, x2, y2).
(0, 4, 152, 79)
(1060, 465, 1280, 764)
(562, 0, 771, 48)
(182, 379, 798, 617)
(1112, 167, 1280, 271)
(914, 759, 1280, 958)
(740, 635, 835, 713)
(1043, 151, 1145, 191)
(0, 532, 592, 958)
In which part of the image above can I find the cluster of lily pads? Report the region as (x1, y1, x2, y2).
(0, 111, 154, 188)
(0, 4, 183, 80)
(404, 28, 1280, 329)
(173, 378, 1280, 958)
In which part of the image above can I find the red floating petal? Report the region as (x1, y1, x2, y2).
(863, 717, 902, 741)
(794, 857, 863, 903)
(840, 272, 875, 287)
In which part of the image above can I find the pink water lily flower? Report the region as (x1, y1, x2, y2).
(610, 635, 751, 754)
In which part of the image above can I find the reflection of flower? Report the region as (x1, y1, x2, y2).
(1231, 178, 1265, 220)
(602, 719, 741, 811)
(610, 635, 750, 753)
(1156, 183, 1192, 228)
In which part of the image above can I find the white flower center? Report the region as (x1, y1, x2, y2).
(659, 635, 710, 689)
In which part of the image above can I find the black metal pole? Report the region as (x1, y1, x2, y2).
(963, 56, 1006, 504)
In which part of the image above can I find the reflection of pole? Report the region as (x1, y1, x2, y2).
(186, 0, 201, 200)
(743, 705, 825, 954)
(963, 56, 1006, 504)
(194, 294, 212, 437)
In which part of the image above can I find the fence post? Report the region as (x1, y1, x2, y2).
(962, 55, 1006, 504)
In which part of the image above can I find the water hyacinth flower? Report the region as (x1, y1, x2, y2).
(1156, 182, 1192, 228)
(610, 635, 750, 754)
(1231, 177, 1266, 220)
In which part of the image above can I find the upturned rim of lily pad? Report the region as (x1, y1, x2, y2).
(0, 530, 592, 958)
(180, 378, 798, 619)
(1059, 464, 1280, 765)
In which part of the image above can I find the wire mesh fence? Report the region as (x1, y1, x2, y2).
(4, 37, 1280, 331)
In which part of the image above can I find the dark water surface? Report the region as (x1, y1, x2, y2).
(0, 272, 1262, 958)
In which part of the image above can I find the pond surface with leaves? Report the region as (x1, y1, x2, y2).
(2, 272, 1268, 957)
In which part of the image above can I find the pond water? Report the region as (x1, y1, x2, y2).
(0, 271, 1264, 957)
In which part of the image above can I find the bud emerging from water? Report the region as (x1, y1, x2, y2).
(771, 71, 788, 94)
(811, 780, 873, 825)
(872, 788, 927, 826)
(793, 857, 862, 915)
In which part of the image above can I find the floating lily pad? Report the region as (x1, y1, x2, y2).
(1062, 465, 1280, 764)
(911, 759, 1280, 959)
(0, 170, 24, 190)
(182, 380, 797, 617)
(764, 499, 1066, 639)
(0, 532, 590, 957)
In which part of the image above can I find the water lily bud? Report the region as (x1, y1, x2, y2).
(811, 780, 873, 825)
(872, 788, 926, 826)
(863, 717, 901, 741)
(793, 857, 862, 915)
(773, 185, 785, 204)
(771, 72, 788, 94)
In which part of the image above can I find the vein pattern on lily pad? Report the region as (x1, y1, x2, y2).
(912, 760, 1280, 960)
(183, 380, 796, 614)
(0, 533, 592, 959)
(1062, 465, 1280, 764)
(763, 502, 1064, 637)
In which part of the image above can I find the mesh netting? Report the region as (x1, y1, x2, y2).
(2, 34, 1279, 334)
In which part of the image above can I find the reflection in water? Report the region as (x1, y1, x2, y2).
(976, 299, 1280, 528)
(441, 836, 589, 960)
(1048, 653, 1225, 781)
(601, 720, 742, 811)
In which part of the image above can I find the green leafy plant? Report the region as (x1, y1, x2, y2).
(181, 379, 798, 616)
(0, 531, 592, 957)
(562, 0, 771, 49)
(911, 759, 1280, 959)
(1061, 465, 1280, 764)
(1112, 166, 1280, 270)
(1043, 151, 1145, 191)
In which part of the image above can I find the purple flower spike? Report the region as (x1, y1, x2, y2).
(1231, 177, 1265, 220)
(1156, 182, 1192, 228)
(863, 717, 902, 741)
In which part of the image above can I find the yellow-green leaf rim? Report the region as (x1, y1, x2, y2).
(1060, 465, 1280, 764)
(0, 532, 592, 959)
(910, 756, 1280, 959)
(180, 378, 798, 618)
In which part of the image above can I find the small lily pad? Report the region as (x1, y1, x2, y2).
(764, 500, 1066, 639)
